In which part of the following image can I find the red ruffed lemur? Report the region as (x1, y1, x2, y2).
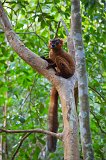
(42, 38, 75, 152)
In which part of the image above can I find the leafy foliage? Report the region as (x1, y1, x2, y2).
(0, 0, 105, 159)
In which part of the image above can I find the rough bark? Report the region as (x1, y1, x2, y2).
(71, 0, 94, 159)
(57, 76, 79, 160)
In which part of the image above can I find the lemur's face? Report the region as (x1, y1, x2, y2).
(49, 38, 63, 49)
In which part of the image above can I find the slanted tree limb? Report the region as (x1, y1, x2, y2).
(0, 2, 59, 86)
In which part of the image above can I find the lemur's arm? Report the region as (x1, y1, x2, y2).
(41, 56, 56, 69)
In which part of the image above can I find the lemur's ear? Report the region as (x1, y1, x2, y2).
(56, 39, 63, 49)
(60, 39, 63, 45)
(48, 41, 52, 49)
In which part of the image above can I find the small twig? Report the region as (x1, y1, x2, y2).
(11, 133, 31, 160)
(19, 78, 36, 108)
(60, 18, 75, 59)
(53, 0, 63, 15)
(60, 18, 69, 36)
(89, 86, 106, 102)
(54, 21, 61, 38)
(3, 6, 17, 16)
(2, 0, 6, 5)
(90, 110, 106, 134)
(0, 128, 63, 140)
(0, 30, 47, 46)
(38, 1, 56, 35)
(18, 31, 47, 46)
(38, 1, 46, 23)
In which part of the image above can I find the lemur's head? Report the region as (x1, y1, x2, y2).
(48, 38, 63, 49)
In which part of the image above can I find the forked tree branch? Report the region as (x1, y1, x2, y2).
(0, 127, 62, 158)
(11, 133, 31, 160)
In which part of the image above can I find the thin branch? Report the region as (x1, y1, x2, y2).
(38, 1, 56, 36)
(0, 128, 63, 140)
(90, 111, 106, 134)
(60, 18, 69, 36)
(2, 0, 6, 5)
(53, 0, 63, 15)
(3, 6, 17, 16)
(38, 1, 46, 23)
(11, 133, 31, 160)
(19, 80, 35, 108)
(54, 21, 61, 38)
(60, 18, 75, 59)
(0, 30, 47, 46)
(89, 86, 106, 102)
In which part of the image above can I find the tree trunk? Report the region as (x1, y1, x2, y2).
(71, 0, 94, 159)
(57, 77, 79, 160)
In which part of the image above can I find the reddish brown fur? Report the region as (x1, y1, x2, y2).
(47, 87, 58, 152)
(48, 38, 75, 78)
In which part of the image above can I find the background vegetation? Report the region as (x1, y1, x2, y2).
(0, 0, 106, 159)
